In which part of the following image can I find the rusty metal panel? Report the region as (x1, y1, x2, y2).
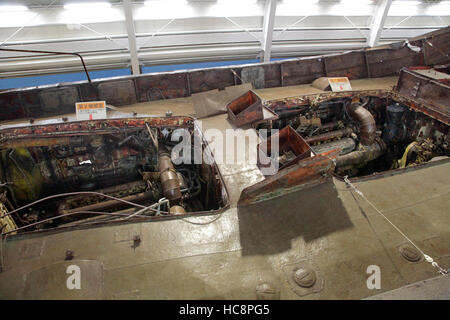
(188, 68, 236, 93)
(98, 79, 137, 106)
(366, 46, 423, 78)
(422, 32, 450, 66)
(241, 66, 265, 89)
(263, 63, 281, 88)
(0, 91, 27, 120)
(237, 151, 338, 207)
(226, 90, 265, 127)
(325, 51, 368, 79)
(281, 58, 325, 86)
(135, 73, 189, 102)
(18, 89, 43, 118)
(395, 67, 450, 125)
(39, 86, 79, 115)
(78, 82, 99, 102)
(258, 125, 313, 173)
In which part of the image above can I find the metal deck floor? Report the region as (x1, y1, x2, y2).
(0, 75, 448, 299)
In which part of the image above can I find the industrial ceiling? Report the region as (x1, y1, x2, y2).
(0, 0, 449, 77)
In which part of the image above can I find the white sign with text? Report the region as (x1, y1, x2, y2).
(76, 101, 107, 120)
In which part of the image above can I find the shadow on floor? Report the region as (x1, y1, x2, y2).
(237, 180, 353, 256)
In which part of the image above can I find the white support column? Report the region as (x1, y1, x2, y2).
(123, 0, 140, 75)
(367, 0, 392, 47)
(261, 0, 277, 62)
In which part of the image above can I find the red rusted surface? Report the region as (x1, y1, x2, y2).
(395, 67, 450, 125)
(238, 150, 339, 206)
(258, 125, 313, 172)
(304, 127, 353, 144)
(0, 116, 232, 235)
(226, 90, 265, 127)
(265, 89, 390, 116)
(0, 116, 194, 140)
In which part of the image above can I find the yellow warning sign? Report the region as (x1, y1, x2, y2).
(328, 77, 352, 92)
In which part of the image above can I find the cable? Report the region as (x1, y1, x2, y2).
(0, 190, 171, 219)
(1, 210, 155, 236)
(181, 213, 223, 225)
(343, 175, 448, 276)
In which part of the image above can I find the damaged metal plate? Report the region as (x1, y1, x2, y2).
(192, 83, 253, 119)
(39, 86, 79, 115)
(238, 151, 338, 207)
(98, 80, 137, 106)
(226, 90, 277, 127)
(241, 66, 265, 89)
(395, 67, 450, 125)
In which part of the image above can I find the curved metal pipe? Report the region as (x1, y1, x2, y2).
(335, 140, 386, 169)
(0, 48, 91, 82)
(158, 146, 182, 201)
(348, 103, 376, 145)
(305, 127, 353, 144)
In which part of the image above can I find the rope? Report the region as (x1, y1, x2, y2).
(343, 176, 448, 276)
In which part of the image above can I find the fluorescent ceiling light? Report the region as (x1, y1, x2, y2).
(64, 2, 112, 10)
(145, 0, 188, 5)
(0, 5, 28, 11)
(283, 0, 318, 3)
(341, 0, 374, 4)
(217, 0, 258, 3)
(393, 1, 421, 5)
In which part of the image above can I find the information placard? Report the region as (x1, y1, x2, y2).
(76, 101, 107, 120)
(328, 77, 352, 92)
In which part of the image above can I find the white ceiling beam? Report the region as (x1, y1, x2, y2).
(123, 0, 140, 75)
(367, 0, 392, 47)
(261, 0, 277, 62)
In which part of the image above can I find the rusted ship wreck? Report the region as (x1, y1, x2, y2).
(0, 26, 448, 299)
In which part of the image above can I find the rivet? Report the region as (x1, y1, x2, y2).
(65, 250, 74, 261)
(399, 244, 421, 262)
(293, 268, 316, 288)
(132, 235, 141, 249)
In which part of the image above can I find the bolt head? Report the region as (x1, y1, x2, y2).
(399, 244, 421, 262)
(65, 250, 74, 261)
(293, 268, 317, 288)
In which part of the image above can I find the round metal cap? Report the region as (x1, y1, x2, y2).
(399, 244, 422, 262)
(293, 268, 316, 288)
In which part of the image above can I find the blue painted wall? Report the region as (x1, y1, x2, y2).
(0, 58, 288, 90)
